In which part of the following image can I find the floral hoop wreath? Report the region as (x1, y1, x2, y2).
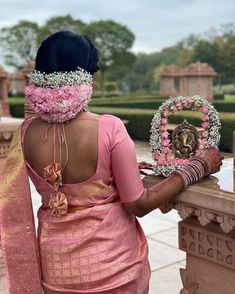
(150, 95, 221, 177)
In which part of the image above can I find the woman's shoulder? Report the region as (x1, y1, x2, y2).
(98, 114, 123, 124)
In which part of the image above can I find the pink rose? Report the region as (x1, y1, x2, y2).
(161, 139, 170, 147)
(200, 105, 209, 113)
(198, 139, 205, 146)
(202, 114, 209, 121)
(163, 110, 169, 117)
(161, 118, 167, 125)
(188, 98, 193, 106)
(152, 154, 159, 161)
(202, 121, 209, 128)
(162, 147, 171, 154)
(162, 131, 169, 138)
(194, 101, 201, 107)
(202, 130, 209, 138)
(183, 100, 188, 107)
(170, 106, 177, 114)
(176, 102, 183, 110)
(160, 124, 168, 131)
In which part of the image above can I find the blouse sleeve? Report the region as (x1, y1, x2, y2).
(110, 117, 145, 203)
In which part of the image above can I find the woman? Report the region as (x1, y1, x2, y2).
(0, 31, 223, 294)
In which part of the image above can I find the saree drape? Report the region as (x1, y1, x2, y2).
(0, 127, 42, 293)
(0, 115, 150, 293)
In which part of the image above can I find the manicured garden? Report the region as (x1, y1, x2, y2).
(8, 94, 235, 152)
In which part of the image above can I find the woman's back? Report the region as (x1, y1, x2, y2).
(22, 112, 150, 294)
(23, 111, 100, 184)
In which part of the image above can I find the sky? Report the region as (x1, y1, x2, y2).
(0, 0, 235, 53)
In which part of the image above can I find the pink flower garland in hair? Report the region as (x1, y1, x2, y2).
(24, 84, 92, 123)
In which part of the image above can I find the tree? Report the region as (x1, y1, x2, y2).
(38, 15, 85, 43)
(220, 23, 235, 41)
(83, 20, 135, 96)
(0, 20, 39, 70)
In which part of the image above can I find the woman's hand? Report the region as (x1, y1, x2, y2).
(138, 161, 154, 176)
(138, 161, 154, 170)
(199, 147, 224, 174)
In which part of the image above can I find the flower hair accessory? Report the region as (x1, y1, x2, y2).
(24, 67, 93, 123)
(28, 67, 93, 88)
(150, 95, 221, 177)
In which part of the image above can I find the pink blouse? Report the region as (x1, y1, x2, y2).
(23, 114, 145, 203)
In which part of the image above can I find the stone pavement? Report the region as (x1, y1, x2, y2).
(0, 140, 184, 294)
(135, 141, 185, 294)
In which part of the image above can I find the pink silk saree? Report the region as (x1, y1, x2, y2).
(0, 115, 151, 293)
(0, 128, 42, 293)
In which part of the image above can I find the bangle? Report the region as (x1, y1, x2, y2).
(171, 159, 207, 188)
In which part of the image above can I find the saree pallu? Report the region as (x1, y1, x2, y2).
(0, 128, 42, 293)
(0, 126, 150, 293)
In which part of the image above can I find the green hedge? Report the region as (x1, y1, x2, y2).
(90, 100, 165, 110)
(89, 106, 235, 153)
(8, 101, 235, 153)
(214, 94, 224, 100)
(9, 99, 24, 118)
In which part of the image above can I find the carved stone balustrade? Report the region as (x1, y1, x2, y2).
(0, 117, 23, 174)
(143, 158, 235, 294)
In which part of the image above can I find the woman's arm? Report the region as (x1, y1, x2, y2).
(110, 118, 223, 218)
(124, 173, 184, 217)
(124, 147, 223, 217)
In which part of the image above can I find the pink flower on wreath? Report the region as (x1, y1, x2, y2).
(161, 131, 169, 138)
(161, 139, 170, 147)
(178, 159, 190, 166)
(202, 114, 209, 121)
(202, 121, 209, 128)
(198, 140, 205, 151)
(200, 105, 209, 113)
(170, 106, 178, 114)
(202, 130, 209, 138)
(163, 110, 169, 117)
(162, 147, 171, 154)
(198, 138, 205, 147)
(161, 117, 167, 125)
(194, 101, 202, 108)
(187, 98, 193, 106)
(152, 154, 159, 161)
(160, 124, 168, 131)
(182, 100, 189, 107)
(176, 102, 183, 110)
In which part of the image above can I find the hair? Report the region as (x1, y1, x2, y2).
(35, 31, 99, 74)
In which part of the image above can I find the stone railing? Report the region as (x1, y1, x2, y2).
(0, 117, 23, 173)
(143, 158, 235, 294)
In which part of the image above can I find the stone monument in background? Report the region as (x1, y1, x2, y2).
(0, 64, 24, 173)
(0, 65, 10, 117)
(160, 61, 217, 101)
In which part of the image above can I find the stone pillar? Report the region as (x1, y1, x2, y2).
(184, 62, 217, 101)
(179, 218, 235, 294)
(160, 65, 183, 97)
(22, 61, 35, 118)
(0, 65, 10, 117)
(143, 158, 235, 294)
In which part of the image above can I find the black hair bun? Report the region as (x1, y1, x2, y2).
(35, 31, 99, 74)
